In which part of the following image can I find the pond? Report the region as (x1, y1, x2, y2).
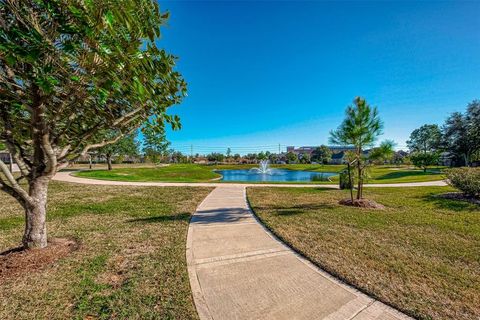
(216, 169, 337, 182)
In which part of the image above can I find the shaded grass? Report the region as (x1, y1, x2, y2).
(247, 186, 480, 320)
(75, 164, 445, 184)
(0, 182, 212, 320)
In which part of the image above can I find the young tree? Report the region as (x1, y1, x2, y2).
(97, 132, 139, 170)
(0, 1, 185, 248)
(330, 97, 383, 200)
(407, 124, 442, 153)
(312, 145, 332, 164)
(410, 152, 439, 172)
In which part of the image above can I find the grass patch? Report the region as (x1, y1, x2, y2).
(247, 186, 480, 320)
(76, 164, 221, 182)
(0, 182, 212, 319)
(75, 164, 445, 184)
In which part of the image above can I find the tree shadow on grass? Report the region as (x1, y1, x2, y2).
(374, 171, 439, 180)
(421, 194, 480, 212)
(251, 202, 336, 217)
(127, 212, 191, 224)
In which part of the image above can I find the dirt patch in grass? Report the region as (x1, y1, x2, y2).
(247, 186, 480, 320)
(0, 238, 79, 282)
(338, 198, 385, 209)
(436, 192, 480, 206)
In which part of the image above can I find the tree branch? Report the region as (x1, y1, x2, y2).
(0, 158, 31, 204)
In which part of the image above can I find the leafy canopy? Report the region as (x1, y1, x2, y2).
(0, 0, 185, 208)
(406, 124, 441, 153)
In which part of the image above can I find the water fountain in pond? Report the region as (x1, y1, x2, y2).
(249, 159, 272, 174)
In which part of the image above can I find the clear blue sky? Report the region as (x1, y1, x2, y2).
(156, 1, 480, 155)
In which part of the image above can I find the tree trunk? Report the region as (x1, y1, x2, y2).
(107, 154, 112, 170)
(23, 179, 49, 249)
(357, 163, 362, 200)
(89, 155, 92, 169)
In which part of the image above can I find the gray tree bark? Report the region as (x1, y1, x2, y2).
(22, 178, 49, 248)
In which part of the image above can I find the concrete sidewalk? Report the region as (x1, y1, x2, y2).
(186, 186, 412, 320)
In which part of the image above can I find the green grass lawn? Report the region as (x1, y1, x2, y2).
(247, 186, 480, 320)
(0, 182, 212, 319)
(75, 163, 445, 184)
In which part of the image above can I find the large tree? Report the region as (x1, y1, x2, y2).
(330, 97, 383, 199)
(407, 124, 442, 153)
(0, 0, 186, 248)
(441, 100, 480, 166)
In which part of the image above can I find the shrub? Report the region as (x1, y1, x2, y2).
(446, 167, 480, 198)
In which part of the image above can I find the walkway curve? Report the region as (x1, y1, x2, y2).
(52, 170, 433, 319)
(187, 186, 412, 320)
(53, 170, 447, 188)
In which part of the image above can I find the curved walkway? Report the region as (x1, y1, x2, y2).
(53, 170, 447, 188)
(53, 170, 440, 319)
(187, 186, 412, 320)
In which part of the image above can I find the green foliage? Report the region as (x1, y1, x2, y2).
(369, 140, 396, 164)
(286, 152, 298, 164)
(97, 132, 139, 159)
(329, 97, 383, 149)
(407, 124, 441, 153)
(257, 151, 267, 160)
(410, 152, 439, 172)
(0, 0, 186, 246)
(446, 167, 480, 198)
(206, 152, 225, 162)
(442, 100, 480, 166)
(312, 145, 332, 164)
(142, 120, 170, 164)
(329, 97, 383, 199)
(299, 152, 311, 164)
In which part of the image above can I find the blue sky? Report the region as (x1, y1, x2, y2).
(157, 1, 480, 155)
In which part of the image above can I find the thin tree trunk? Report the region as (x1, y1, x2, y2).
(107, 154, 112, 170)
(23, 179, 49, 249)
(89, 155, 92, 169)
(357, 163, 362, 200)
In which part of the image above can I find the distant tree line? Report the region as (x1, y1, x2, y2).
(407, 100, 480, 170)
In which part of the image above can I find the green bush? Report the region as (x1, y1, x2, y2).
(446, 167, 480, 197)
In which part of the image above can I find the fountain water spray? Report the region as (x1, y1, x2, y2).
(249, 159, 272, 174)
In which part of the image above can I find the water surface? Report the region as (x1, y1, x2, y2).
(217, 169, 337, 182)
